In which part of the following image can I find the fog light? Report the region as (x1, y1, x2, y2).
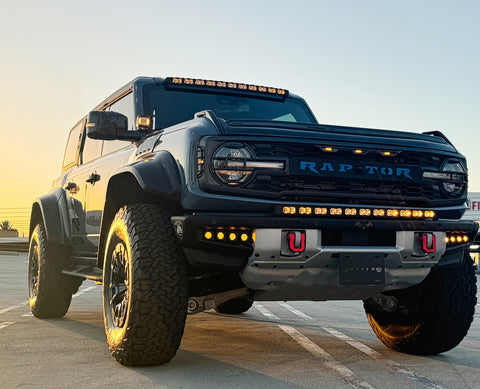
(217, 232, 225, 240)
(204, 231, 213, 240)
(241, 233, 249, 242)
(229, 233, 237, 241)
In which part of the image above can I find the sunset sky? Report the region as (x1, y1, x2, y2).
(0, 0, 479, 236)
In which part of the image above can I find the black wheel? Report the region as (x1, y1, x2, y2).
(102, 204, 188, 366)
(365, 251, 477, 354)
(28, 223, 81, 318)
(215, 298, 253, 314)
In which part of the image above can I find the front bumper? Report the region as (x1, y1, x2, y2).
(172, 215, 477, 300)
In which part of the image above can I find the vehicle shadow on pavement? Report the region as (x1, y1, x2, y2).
(129, 349, 305, 389)
(39, 313, 106, 343)
(425, 348, 480, 370)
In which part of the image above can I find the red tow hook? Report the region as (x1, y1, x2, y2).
(421, 233, 437, 253)
(287, 231, 306, 253)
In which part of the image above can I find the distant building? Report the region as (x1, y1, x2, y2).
(462, 192, 480, 221)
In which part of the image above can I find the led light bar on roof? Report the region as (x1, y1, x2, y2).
(165, 77, 289, 98)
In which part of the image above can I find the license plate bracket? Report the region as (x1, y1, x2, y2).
(339, 253, 385, 285)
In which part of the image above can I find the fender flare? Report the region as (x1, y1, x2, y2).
(30, 188, 71, 245)
(113, 150, 183, 198)
(96, 151, 183, 267)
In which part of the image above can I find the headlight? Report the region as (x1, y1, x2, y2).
(442, 160, 466, 196)
(212, 143, 254, 185)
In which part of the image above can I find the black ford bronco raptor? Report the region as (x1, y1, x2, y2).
(28, 76, 477, 366)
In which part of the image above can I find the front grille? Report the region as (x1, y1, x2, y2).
(243, 141, 444, 206)
(251, 142, 442, 169)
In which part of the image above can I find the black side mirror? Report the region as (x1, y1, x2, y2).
(86, 111, 142, 141)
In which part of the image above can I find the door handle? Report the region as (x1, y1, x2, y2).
(64, 181, 78, 192)
(86, 172, 101, 184)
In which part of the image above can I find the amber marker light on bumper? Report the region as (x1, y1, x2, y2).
(202, 228, 254, 245)
(445, 232, 469, 245)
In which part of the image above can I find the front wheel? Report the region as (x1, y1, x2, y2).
(365, 251, 476, 354)
(103, 204, 189, 366)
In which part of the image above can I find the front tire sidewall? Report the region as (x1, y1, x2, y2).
(102, 217, 133, 349)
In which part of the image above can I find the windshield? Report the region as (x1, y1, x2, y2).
(143, 85, 316, 130)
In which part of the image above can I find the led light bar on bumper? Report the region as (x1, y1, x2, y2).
(278, 205, 436, 220)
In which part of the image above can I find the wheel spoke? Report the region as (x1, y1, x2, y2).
(108, 242, 130, 329)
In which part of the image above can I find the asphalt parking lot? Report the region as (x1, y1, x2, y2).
(1, 253, 479, 389)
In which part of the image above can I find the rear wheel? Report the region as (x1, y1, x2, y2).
(215, 298, 253, 314)
(103, 204, 188, 366)
(28, 223, 81, 318)
(365, 251, 476, 354)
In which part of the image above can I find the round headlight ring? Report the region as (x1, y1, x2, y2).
(441, 159, 466, 196)
(211, 143, 255, 186)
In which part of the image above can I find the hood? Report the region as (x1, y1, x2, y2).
(222, 120, 459, 155)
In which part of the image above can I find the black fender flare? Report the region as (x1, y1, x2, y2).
(30, 188, 71, 245)
(96, 151, 183, 268)
(115, 150, 183, 199)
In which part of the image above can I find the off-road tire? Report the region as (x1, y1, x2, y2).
(365, 251, 476, 354)
(28, 223, 82, 318)
(102, 204, 188, 366)
(215, 298, 253, 314)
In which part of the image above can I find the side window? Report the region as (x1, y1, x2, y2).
(102, 92, 134, 156)
(81, 129, 103, 164)
(62, 121, 83, 169)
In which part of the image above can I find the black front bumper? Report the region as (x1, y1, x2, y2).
(172, 214, 478, 270)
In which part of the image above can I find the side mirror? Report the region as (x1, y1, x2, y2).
(86, 111, 142, 141)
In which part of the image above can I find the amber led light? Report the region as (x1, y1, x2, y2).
(136, 116, 152, 129)
(299, 207, 312, 215)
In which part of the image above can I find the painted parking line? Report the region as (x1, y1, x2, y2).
(0, 322, 15, 330)
(253, 303, 280, 320)
(279, 325, 376, 389)
(323, 327, 444, 389)
(0, 301, 28, 315)
(277, 302, 314, 321)
(255, 303, 375, 389)
(72, 285, 98, 298)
